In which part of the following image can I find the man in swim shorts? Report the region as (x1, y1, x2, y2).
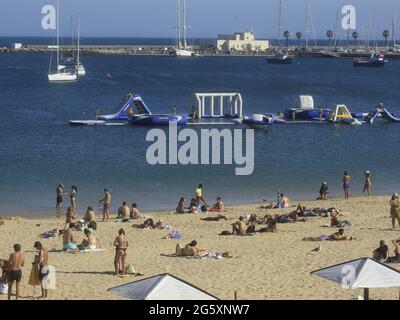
(8, 244, 24, 300)
(63, 223, 78, 252)
(56, 183, 66, 209)
(342, 171, 351, 199)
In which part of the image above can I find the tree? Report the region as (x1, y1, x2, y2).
(383, 30, 390, 50)
(352, 31, 359, 49)
(296, 32, 302, 50)
(283, 30, 291, 48)
(326, 30, 333, 52)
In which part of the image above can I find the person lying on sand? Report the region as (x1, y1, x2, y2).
(78, 229, 101, 250)
(209, 197, 224, 213)
(63, 223, 79, 252)
(303, 228, 354, 241)
(372, 240, 389, 263)
(134, 218, 164, 230)
(259, 215, 277, 233)
(330, 212, 352, 228)
(176, 240, 208, 257)
(201, 215, 228, 222)
(259, 202, 278, 209)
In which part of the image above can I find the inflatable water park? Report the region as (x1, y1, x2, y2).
(69, 92, 400, 128)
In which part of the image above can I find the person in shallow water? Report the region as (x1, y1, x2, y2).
(342, 171, 351, 199)
(56, 183, 66, 209)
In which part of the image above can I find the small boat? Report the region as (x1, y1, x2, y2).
(284, 96, 330, 120)
(129, 114, 187, 126)
(48, 0, 77, 82)
(353, 53, 387, 68)
(266, 52, 293, 64)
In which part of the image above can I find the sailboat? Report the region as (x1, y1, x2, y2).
(266, 0, 293, 64)
(75, 13, 86, 76)
(172, 0, 195, 57)
(48, 0, 77, 82)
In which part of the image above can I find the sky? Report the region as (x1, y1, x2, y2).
(0, 0, 399, 39)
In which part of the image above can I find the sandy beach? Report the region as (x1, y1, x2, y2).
(0, 195, 399, 300)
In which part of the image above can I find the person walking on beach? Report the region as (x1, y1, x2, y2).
(113, 229, 128, 276)
(56, 184, 66, 209)
(99, 188, 111, 222)
(362, 170, 372, 196)
(195, 184, 208, 207)
(342, 171, 351, 199)
(33, 241, 49, 298)
(70, 185, 78, 211)
(390, 193, 400, 229)
(8, 244, 24, 300)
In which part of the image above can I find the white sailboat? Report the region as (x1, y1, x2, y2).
(173, 0, 195, 57)
(75, 13, 86, 76)
(48, 0, 77, 82)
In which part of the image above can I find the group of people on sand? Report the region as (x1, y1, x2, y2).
(317, 170, 372, 200)
(175, 184, 225, 214)
(1, 242, 49, 300)
(372, 238, 400, 263)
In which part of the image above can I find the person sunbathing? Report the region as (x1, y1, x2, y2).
(79, 229, 101, 250)
(201, 215, 228, 222)
(372, 240, 389, 262)
(210, 197, 224, 213)
(176, 240, 208, 257)
(117, 202, 130, 219)
(84, 207, 95, 223)
(232, 217, 247, 235)
(63, 223, 79, 252)
(303, 228, 353, 241)
(65, 206, 77, 224)
(135, 218, 164, 230)
(260, 202, 278, 209)
(176, 197, 187, 214)
(130, 203, 141, 219)
(330, 212, 352, 228)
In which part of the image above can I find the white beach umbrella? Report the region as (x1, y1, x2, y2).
(108, 273, 218, 300)
(311, 257, 400, 300)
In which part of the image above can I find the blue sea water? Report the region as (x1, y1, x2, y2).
(0, 48, 399, 217)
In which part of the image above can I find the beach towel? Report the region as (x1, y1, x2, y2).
(79, 248, 106, 253)
(162, 231, 183, 240)
(40, 230, 58, 239)
(28, 264, 40, 286)
(41, 266, 56, 290)
(0, 280, 8, 294)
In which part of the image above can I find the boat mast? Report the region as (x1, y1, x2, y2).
(177, 0, 182, 49)
(305, 0, 310, 50)
(56, 0, 60, 71)
(278, 0, 282, 46)
(183, 0, 187, 49)
(77, 13, 80, 66)
(392, 16, 396, 47)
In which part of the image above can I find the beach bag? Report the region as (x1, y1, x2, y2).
(88, 221, 97, 230)
(125, 264, 136, 274)
(0, 280, 8, 294)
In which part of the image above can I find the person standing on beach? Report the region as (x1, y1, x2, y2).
(362, 171, 372, 196)
(319, 182, 328, 200)
(56, 184, 66, 209)
(99, 188, 111, 222)
(33, 241, 49, 298)
(390, 193, 400, 229)
(113, 229, 128, 276)
(70, 185, 78, 211)
(195, 184, 208, 207)
(342, 171, 351, 199)
(8, 244, 24, 300)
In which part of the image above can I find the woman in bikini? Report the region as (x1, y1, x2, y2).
(113, 229, 128, 276)
(33, 241, 49, 298)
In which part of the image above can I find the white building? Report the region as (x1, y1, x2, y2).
(216, 32, 269, 52)
(12, 43, 23, 50)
